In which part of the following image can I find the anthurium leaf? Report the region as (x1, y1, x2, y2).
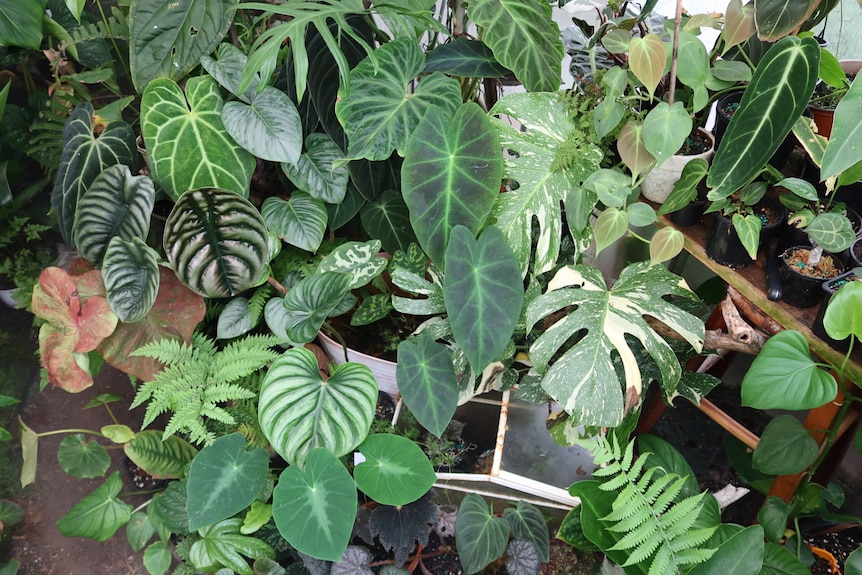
(594, 207, 629, 256)
(642, 102, 693, 168)
(506, 539, 541, 575)
(259, 347, 377, 466)
(722, 0, 756, 54)
(424, 38, 508, 78)
(617, 121, 654, 178)
(129, 0, 237, 91)
(261, 193, 327, 253)
(686, 524, 763, 575)
(0, 0, 44, 50)
(628, 34, 666, 99)
(359, 189, 417, 255)
(754, 0, 820, 42)
(102, 237, 161, 323)
(141, 76, 254, 201)
(731, 213, 762, 260)
(526, 262, 703, 427)
(143, 541, 172, 575)
(123, 430, 198, 479)
(336, 37, 460, 161)
(328, 183, 365, 231)
(455, 494, 509, 574)
(503, 501, 549, 563)
(823, 280, 862, 341)
(279, 272, 352, 344)
(189, 517, 275, 575)
(56, 472, 133, 541)
(369, 493, 437, 568)
(650, 226, 685, 265)
(331, 546, 372, 575)
(466, 0, 562, 92)
(490, 92, 604, 276)
(187, 433, 269, 531)
(164, 188, 268, 298)
(52, 103, 137, 249)
(395, 333, 458, 436)
(217, 297, 253, 340)
(57, 434, 110, 478)
(806, 212, 856, 252)
(355, 434, 436, 505)
(317, 240, 387, 290)
(272, 447, 357, 562)
(282, 133, 349, 203)
(402, 102, 502, 267)
(707, 36, 819, 200)
(72, 164, 155, 267)
(752, 415, 819, 475)
(222, 86, 302, 164)
(777, 176, 819, 201)
(822, 74, 862, 179)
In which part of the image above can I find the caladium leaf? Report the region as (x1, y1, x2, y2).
(73, 165, 155, 268)
(282, 133, 349, 203)
(164, 188, 269, 298)
(130, 0, 237, 91)
(396, 333, 459, 438)
(56, 472, 132, 542)
(424, 38, 509, 78)
(258, 347, 377, 466)
(402, 102, 503, 267)
(354, 434, 436, 505)
(455, 494, 509, 574)
(369, 493, 438, 568)
(141, 76, 254, 201)
(336, 36, 461, 161)
(102, 237, 161, 323)
(526, 262, 704, 427)
(490, 92, 604, 277)
(261, 193, 327, 253)
(189, 517, 274, 575)
(123, 430, 198, 479)
(52, 103, 137, 249)
(466, 0, 563, 92)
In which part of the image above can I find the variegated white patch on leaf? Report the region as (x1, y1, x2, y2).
(318, 240, 387, 290)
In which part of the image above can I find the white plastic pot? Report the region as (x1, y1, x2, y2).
(0, 288, 20, 308)
(641, 129, 715, 204)
(317, 330, 399, 397)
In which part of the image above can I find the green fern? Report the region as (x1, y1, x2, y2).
(130, 333, 281, 445)
(68, 6, 130, 46)
(584, 436, 717, 575)
(247, 284, 273, 327)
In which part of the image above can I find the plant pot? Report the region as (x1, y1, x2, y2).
(778, 246, 845, 308)
(641, 129, 715, 204)
(318, 330, 399, 397)
(0, 288, 20, 308)
(713, 90, 744, 151)
(812, 271, 859, 352)
(669, 200, 707, 227)
(705, 198, 786, 268)
(809, 104, 835, 138)
(852, 237, 862, 268)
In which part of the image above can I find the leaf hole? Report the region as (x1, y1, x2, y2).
(189, 26, 199, 37)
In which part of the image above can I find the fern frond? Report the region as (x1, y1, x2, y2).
(68, 6, 130, 46)
(248, 284, 273, 326)
(132, 337, 197, 365)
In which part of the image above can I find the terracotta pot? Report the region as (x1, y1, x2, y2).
(641, 129, 715, 204)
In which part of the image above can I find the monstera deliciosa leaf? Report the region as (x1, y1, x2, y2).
(258, 347, 377, 466)
(402, 102, 503, 267)
(466, 0, 563, 92)
(130, 0, 238, 91)
(163, 188, 269, 298)
(141, 76, 254, 201)
(489, 92, 604, 277)
(102, 237, 161, 323)
(526, 262, 704, 427)
(52, 103, 137, 249)
(336, 36, 461, 161)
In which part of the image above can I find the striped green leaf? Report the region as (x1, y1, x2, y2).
(102, 237, 161, 323)
(261, 193, 327, 252)
(141, 76, 254, 201)
(455, 494, 509, 574)
(281, 272, 352, 344)
(164, 188, 268, 298)
(73, 165, 155, 267)
(222, 86, 302, 164)
(258, 347, 377, 466)
(281, 133, 348, 203)
(123, 430, 198, 480)
(52, 103, 137, 249)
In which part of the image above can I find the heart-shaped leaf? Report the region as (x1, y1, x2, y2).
(676, 32, 710, 112)
(217, 297, 253, 340)
(455, 494, 509, 574)
(272, 448, 357, 562)
(282, 133, 349, 203)
(628, 34, 666, 99)
(222, 86, 302, 164)
(752, 415, 819, 476)
(331, 546, 373, 575)
(164, 188, 269, 298)
(261, 193, 327, 252)
(57, 434, 110, 478)
(102, 237, 161, 323)
(824, 280, 862, 342)
(73, 164, 155, 267)
(201, 42, 259, 100)
(594, 207, 629, 256)
(56, 472, 133, 541)
(123, 430, 198, 479)
(354, 434, 436, 505)
(0, 0, 44, 49)
(396, 333, 459, 438)
(642, 102, 693, 167)
(359, 190, 417, 255)
(806, 212, 856, 252)
(279, 272, 352, 344)
(649, 227, 685, 265)
(143, 541, 172, 575)
(259, 347, 377, 466)
(424, 38, 509, 78)
(617, 121, 653, 178)
(722, 0, 756, 54)
(141, 76, 254, 201)
(731, 213, 762, 260)
(187, 433, 269, 531)
(754, 0, 820, 41)
(370, 494, 438, 568)
(503, 501, 549, 562)
(506, 539, 542, 575)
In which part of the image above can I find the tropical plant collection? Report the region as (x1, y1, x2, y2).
(2, 0, 862, 573)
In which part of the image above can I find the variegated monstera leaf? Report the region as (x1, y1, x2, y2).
(526, 262, 704, 428)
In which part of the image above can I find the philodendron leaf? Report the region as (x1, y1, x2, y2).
(656, 158, 705, 217)
(822, 74, 862, 179)
(279, 272, 352, 344)
(164, 188, 269, 298)
(752, 415, 818, 476)
(130, 0, 237, 91)
(503, 501, 550, 563)
(466, 0, 563, 92)
(731, 213, 762, 260)
(526, 262, 703, 427)
(57, 434, 110, 478)
(676, 31, 710, 112)
(396, 333, 459, 438)
(402, 102, 502, 267)
(141, 76, 254, 201)
(336, 36, 461, 161)
(187, 433, 269, 531)
(360, 189, 417, 255)
(722, 0, 755, 54)
(217, 297, 253, 340)
(642, 102, 693, 168)
(123, 430, 198, 479)
(222, 86, 302, 164)
(261, 193, 327, 253)
(282, 133, 349, 203)
(594, 208, 629, 256)
(354, 434, 436, 506)
(455, 494, 509, 575)
(650, 227, 685, 265)
(806, 212, 856, 252)
(272, 447, 357, 562)
(317, 240, 387, 290)
(56, 472, 133, 541)
(102, 237, 161, 323)
(707, 36, 819, 200)
(52, 103, 137, 248)
(143, 541, 172, 575)
(617, 121, 653, 178)
(259, 347, 377, 466)
(823, 280, 862, 342)
(686, 524, 763, 575)
(742, 328, 843, 410)
(424, 38, 509, 78)
(490, 92, 604, 276)
(201, 42, 258, 100)
(444, 225, 524, 372)
(189, 517, 275, 575)
(628, 34, 666, 99)
(73, 164, 155, 267)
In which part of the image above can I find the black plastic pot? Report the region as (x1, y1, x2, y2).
(812, 271, 859, 351)
(852, 237, 862, 268)
(713, 90, 743, 151)
(778, 246, 845, 308)
(670, 200, 707, 227)
(705, 198, 786, 268)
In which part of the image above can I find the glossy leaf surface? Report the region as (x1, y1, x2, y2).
(823, 280, 862, 342)
(102, 237, 161, 323)
(56, 472, 132, 541)
(354, 434, 436, 505)
(752, 415, 819, 475)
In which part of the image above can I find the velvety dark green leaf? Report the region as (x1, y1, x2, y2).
(359, 190, 417, 255)
(56, 472, 133, 541)
(280, 272, 351, 344)
(424, 38, 508, 78)
(272, 448, 357, 562)
(732, 213, 762, 260)
(741, 330, 837, 410)
(282, 133, 348, 203)
(754, 0, 820, 41)
(57, 434, 110, 478)
(327, 181, 366, 231)
(187, 433, 269, 531)
(369, 493, 438, 568)
(395, 333, 459, 438)
(503, 501, 549, 563)
(123, 430, 198, 480)
(222, 86, 302, 164)
(657, 158, 708, 216)
(823, 280, 862, 342)
(355, 434, 435, 506)
(455, 494, 509, 574)
(686, 524, 763, 575)
(102, 237, 161, 323)
(130, 0, 237, 90)
(262, 193, 327, 253)
(752, 415, 819, 475)
(189, 517, 274, 575)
